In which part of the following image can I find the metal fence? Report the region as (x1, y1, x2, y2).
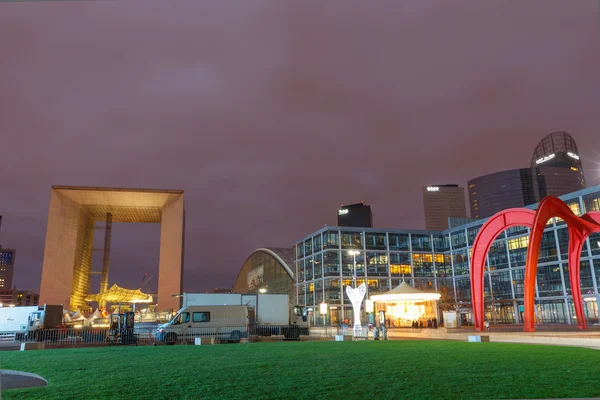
(0, 324, 373, 348)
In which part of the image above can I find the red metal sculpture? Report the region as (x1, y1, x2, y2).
(470, 196, 600, 332)
(523, 197, 600, 332)
(470, 209, 535, 331)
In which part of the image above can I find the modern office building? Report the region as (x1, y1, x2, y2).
(468, 168, 537, 219)
(468, 132, 586, 219)
(0, 289, 39, 307)
(337, 202, 373, 228)
(423, 185, 467, 230)
(0, 248, 16, 290)
(293, 185, 600, 326)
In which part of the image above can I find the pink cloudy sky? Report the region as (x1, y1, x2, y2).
(0, 0, 599, 294)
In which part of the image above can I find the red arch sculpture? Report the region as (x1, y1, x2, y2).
(523, 197, 600, 332)
(470, 197, 600, 332)
(470, 209, 536, 331)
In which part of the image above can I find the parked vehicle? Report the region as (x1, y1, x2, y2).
(0, 304, 64, 341)
(156, 305, 249, 345)
(182, 293, 309, 339)
(0, 306, 40, 332)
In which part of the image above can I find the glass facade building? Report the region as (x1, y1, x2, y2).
(294, 186, 600, 326)
(468, 132, 586, 219)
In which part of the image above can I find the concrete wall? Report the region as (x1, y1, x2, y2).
(39, 190, 82, 308)
(157, 195, 185, 311)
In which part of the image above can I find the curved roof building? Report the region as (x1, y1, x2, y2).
(232, 247, 295, 296)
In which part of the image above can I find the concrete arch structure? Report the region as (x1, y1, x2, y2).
(39, 186, 185, 311)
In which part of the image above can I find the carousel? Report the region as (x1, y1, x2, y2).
(370, 282, 440, 328)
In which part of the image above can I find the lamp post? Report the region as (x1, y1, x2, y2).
(319, 302, 328, 326)
(348, 250, 360, 288)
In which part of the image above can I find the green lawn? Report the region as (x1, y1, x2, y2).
(1, 341, 599, 399)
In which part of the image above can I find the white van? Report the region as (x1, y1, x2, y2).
(156, 305, 249, 344)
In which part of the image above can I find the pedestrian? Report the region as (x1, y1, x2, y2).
(419, 320, 423, 329)
(433, 317, 438, 329)
(387, 318, 391, 329)
(484, 320, 490, 331)
(427, 318, 432, 328)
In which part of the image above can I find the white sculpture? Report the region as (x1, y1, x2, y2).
(346, 283, 366, 335)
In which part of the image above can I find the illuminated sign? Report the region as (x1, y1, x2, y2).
(338, 209, 349, 215)
(535, 153, 555, 165)
(427, 187, 439, 192)
(567, 152, 580, 160)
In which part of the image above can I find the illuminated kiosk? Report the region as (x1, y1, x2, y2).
(39, 186, 184, 311)
(370, 282, 440, 327)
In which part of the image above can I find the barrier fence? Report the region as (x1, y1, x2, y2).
(0, 324, 373, 348)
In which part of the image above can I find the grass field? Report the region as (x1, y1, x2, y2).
(1, 340, 599, 399)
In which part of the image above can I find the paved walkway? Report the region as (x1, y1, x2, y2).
(386, 327, 600, 349)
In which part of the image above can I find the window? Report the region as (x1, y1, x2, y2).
(323, 251, 340, 276)
(467, 226, 482, 246)
(342, 251, 364, 277)
(365, 233, 387, 250)
(451, 230, 467, 249)
(389, 234, 410, 251)
(173, 312, 190, 325)
(193, 312, 210, 323)
(583, 191, 600, 212)
(537, 264, 564, 297)
(452, 250, 469, 276)
(412, 254, 434, 277)
(434, 254, 452, 277)
(487, 241, 508, 270)
(341, 231, 363, 249)
(389, 253, 411, 276)
(539, 231, 558, 263)
(304, 239, 313, 256)
(411, 234, 432, 252)
(366, 253, 388, 276)
(312, 235, 322, 253)
(323, 231, 339, 249)
(313, 253, 323, 279)
(433, 235, 450, 252)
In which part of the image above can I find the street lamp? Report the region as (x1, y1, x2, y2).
(259, 288, 267, 294)
(319, 302, 328, 326)
(348, 250, 360, 287)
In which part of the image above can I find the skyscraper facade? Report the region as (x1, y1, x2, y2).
(468, 132, 587, 219)
(422, 185, 467, 230)
(337, 203, 373, 228)
(0, 248, 16, 289)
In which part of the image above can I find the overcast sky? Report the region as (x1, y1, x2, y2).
(0, 1, 599, 295)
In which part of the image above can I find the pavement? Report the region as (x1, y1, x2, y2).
(386, 327, 600, 349)
(0, 369, 47, 390)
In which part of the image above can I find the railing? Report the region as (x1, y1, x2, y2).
(0, 324, 374, 347)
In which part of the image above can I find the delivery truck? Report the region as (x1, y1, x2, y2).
(181, 293, 309, 339)
(0, 304, 64, 340)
